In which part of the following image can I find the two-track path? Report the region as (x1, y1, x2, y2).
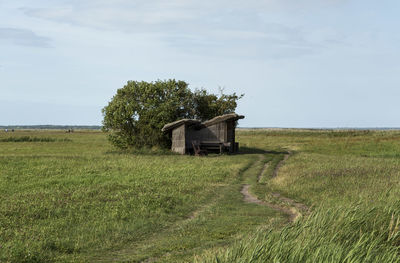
(99, 152, 308, 262)
(241, 152, 309, 222)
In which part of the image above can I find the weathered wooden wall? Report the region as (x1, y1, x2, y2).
(170, 121, 239, 154)
(171, 124, 186, 154)
(226, 121, 235, 152)
(186, 122, 226, 146)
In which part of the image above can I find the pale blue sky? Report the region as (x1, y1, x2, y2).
(1, 0, 399, 127)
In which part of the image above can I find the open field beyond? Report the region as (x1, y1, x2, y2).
(1, 129, 400, 262)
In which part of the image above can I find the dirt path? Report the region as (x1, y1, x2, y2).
(271, 192, 309, 213)
(240, 184, 297, 222)
(105, 154, 307, 262)
(257, 162, 269, 183)
(97, 190, 226, 263)
(272, 152, 291, 178)
(241, 152, 309, 222)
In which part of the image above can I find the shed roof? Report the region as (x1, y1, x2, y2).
(162, 113, 245, 133)
(161, 119, 201, 132)
(202, 113, 244, 127)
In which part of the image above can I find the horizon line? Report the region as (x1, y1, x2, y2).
(1, 125, 400, 131)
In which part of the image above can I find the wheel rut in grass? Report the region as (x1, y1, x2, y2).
(240, 184, 297, 222)
(241, 152, 309, 222)
(257, 162, 269, 183)
(272, 152, 291, 178)
(96, 187, 226, 263)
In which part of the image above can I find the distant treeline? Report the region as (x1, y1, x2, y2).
(0, 125, 102, 130)
(0, 136, 72, 142)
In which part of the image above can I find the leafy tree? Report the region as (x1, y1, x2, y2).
(193, 88, 244, 121)
(102, 79, 243, 149)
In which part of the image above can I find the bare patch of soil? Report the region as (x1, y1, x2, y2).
(271, 192, 309, 213)
(241, 184, 297, 222)
(241, 152, 309, 222)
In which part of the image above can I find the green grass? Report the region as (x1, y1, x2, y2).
(0, 136, 71, 142)
(196, 129, 400, 262)
(2, 129, 400, 262)
(198, 204, 400, 262)
(0, 130, 280, 262)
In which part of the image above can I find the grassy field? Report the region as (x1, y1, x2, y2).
(1, 129, 400, 262)
(199, 130, 400, 262)
(0, 130, 281, 262)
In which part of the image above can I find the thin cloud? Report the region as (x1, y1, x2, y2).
(19, 0, 343, 58)
(162, 22, 321, 59)
(0, 27, 51, 48)
(20, 0, 348, 30)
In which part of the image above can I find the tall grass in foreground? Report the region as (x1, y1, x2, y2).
(1, 130, 275, 262)
(198, 201, 400, 263)
(3, 129, 400, 262)
(194, 130, 400, 263)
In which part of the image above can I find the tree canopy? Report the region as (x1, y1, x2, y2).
(102, 79, 243, 149)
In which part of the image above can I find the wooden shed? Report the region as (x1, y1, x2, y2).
(161, 113, 244, 154)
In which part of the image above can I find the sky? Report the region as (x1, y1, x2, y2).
(1, 0, 399, 127)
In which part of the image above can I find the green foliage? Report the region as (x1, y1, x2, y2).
(192, 88, 244, 121)
(102, 79, 243, 149)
